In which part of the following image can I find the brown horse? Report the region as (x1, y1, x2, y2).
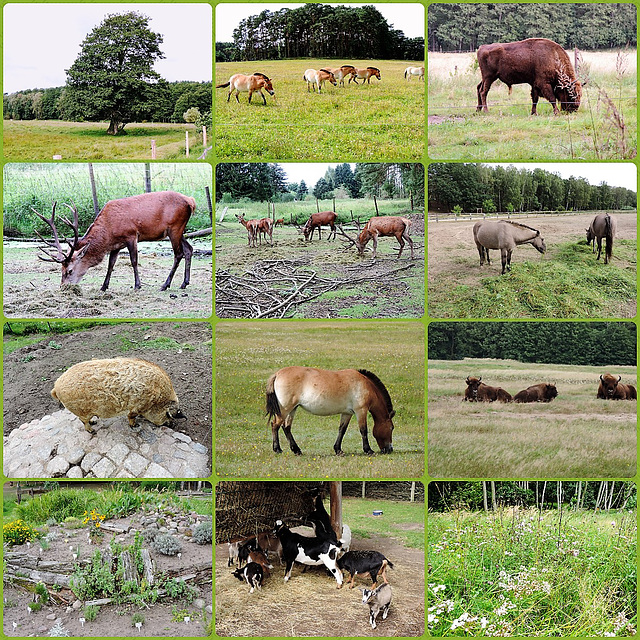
(586, 213, 616, 264)
(265, 366, 395, 456)
(473, 220, 546, 274)
(304, 68, 337, 92)
(351, 67, 381, 84)
(216, 73, 275, 105)
(355, 216, 414, 259)
(331, 65, 359, 86)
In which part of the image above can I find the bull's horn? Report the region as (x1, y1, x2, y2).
(600, 375, 604, 382)
(465, 377, 471, 384)
(478, 376, 482, 382)
(618, 376, 622, 382)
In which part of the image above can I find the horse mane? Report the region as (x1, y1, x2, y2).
(319, 68, 333, 74)
(341, 64, 356, 70)
(252, 72, 270, 80)
(358, 369, 393, 415)
(503, 221, 540, 233)
(367, 66, 380, 72)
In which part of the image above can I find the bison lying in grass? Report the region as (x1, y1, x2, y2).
(463, 376, 512, 402)
(514, 383, 558, 403)
(597, 374, 637, 400)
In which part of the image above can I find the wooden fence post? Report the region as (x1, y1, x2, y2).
(151, 140, 156, 160)
(185, 131, 190, 158)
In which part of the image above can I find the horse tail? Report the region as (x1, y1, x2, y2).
(605, 214, 614, 262)
(265, 372, 281, 421)
(404, 69, 408, 79)
(216, 82, 231, 89)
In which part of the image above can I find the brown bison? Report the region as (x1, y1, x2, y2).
(463, 376, 512, 402)
(514, 383, 558, 403)
(476, 38, 582, 115)
(597, 374, 637, 400)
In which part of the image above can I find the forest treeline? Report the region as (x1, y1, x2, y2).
(428, 481, 636, 512)
(428, 322, 636, 366)
(216, 163, 425, 203)
(428, 163, 637, 213)
(3, 81, 211, 123)
(428, 3, 636, 52)
(217, 4, 424, 61)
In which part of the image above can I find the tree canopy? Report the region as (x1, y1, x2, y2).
(428, 322, 636, 366)
(215, 164, 289, 202)
(64, 12, 165, 135)
(221, 4, 424, 61)
(428, 3, 637, 52)
(428, 164, 636, 213)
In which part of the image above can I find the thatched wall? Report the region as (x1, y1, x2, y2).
(215, 481, 326, 543)
(343, 481, 425, 501)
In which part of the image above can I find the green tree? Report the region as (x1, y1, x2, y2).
(313, 177, 334, 200)
(296, 180, 308, 201)
(64, 12, 165, 135)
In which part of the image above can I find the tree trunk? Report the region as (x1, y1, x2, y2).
(107, 118, 126, 135)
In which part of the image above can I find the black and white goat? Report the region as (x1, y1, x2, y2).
(232, 562, 264, 593)
(274, 519, 344, 587)
(362, 582, 392, 629)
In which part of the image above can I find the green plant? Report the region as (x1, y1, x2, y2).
(69, 550, 116, 601)
(131, 612, 145, 626)
(193, 521, 212, 545)
(152, 533, 182, 556)
(83, 509, 106, 542)
(28, 601, 42, 612)
(48, 621, 70, 637)
(83, 604, 99, 621)
(62, 516, 84, 529)
(164, 578, 197, 603)
(171, 606, 191, 623)
(48, 340, 62, 350)
(35, 582, 49, 604)
(3, 519, 37, 545)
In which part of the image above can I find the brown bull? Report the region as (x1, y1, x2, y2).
(514, 383, 558, 403)
(476, 38, 582, 115)
(463, 376, 512, 402)
(597, 373, 637, 400)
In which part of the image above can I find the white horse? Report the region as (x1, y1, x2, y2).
(404, 66, 424, 81)
(303, 68, 337, 93)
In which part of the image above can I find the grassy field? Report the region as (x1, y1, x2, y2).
(428, 507, 637, 636)
(428, 49, 637, 160)
(215, 321, 425, 478)
(215, 59, 425, 161)
(427, 358, 637, 478)
(427, 212, 637, 319)
(2, 120, 206, 161)
(216, 199, 425, 318)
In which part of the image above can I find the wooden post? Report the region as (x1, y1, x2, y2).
(151, 140, 156, 160)
(88, 163, 100, 218)
(332, 197, 335, 212)
(205, 186, 213, 224)
(410, 481, 416, 502)
(329, 481, 342, 539)
(185, 132, 190, 158)
(373, 195, 379, 215)
(202, 126, 207, 148)
(361, 481, 366, 499)
(410, 190, 414, 211)
(316, 198, 320, 213)
(144, 164, 152, 193)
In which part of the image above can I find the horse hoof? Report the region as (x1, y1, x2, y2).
(335, 450, 345, 457)
(293, 450, 302, 456)
(273, 448, 283, 454)
(364, 450, 375, 457)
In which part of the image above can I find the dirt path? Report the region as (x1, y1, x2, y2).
(3, 323, 212, 456)
(215, 535, 424, 637)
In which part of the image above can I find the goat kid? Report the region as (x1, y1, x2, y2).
(362, 582, 392, 629)
(233, 562, 264, 593)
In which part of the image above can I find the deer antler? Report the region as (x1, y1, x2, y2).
(336, 225, 358, 247)
(32, 202, 72, 263)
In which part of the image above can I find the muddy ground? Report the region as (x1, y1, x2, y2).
(3, 239, 212, 319)
(3, 323, 212, 457)
(215, 212, 425, 319)
(428, 212, 637, 316)
(215, 534, 424, 637)
(4, 514, 212, 637)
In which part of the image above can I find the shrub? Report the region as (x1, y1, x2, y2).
(164, 578, 197, 603)
(131, 612, 145, 626)
(83, 604, 99, 621)
(152, 534, 182, 556)
(62, 516, 83, 529)
(28, 601, 42, 612)
(4, 520, 37, 545)
(69, 550, 116, 600)
(143, 527, 159, 544)
(193, 521, 212, 545)
(35, 582, 49, 604)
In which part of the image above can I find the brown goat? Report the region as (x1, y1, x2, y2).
(302, 211, 337, 241)
(34, 191, 195, 292)
(356, 217, 414, 259)
(248, 549, 274, 578)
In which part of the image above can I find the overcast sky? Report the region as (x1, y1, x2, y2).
(3, 4, 212, 94)
(216, 3, 425, 42)
(276, 163, 355, 185)
(485, 163, 637, 190)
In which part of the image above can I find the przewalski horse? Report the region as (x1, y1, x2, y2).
(463, 376, 512, 402)
(265, 366, 395, 456)
(351, 67, 381, 84)
(33, 191, 195, 291)
(473, 220, 546, 275)
(476, 38, 582, 115)
(236, 213, 260, 248)
(331, 65, 359, 86)
(514, 383, 558, 403)
(586, 213, 616, 264)
(404, 66, 425, 81)
(301, 211, 337, 241)
(216, 72, 275, 105)
(304, 68, 337, 93)
(597, 373, 637, 400)
(355, 216, 414, 259)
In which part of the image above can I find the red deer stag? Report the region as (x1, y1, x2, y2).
(301, 211, 337, 241)
(34, 191, 195, 292)
(355, 216, 414, 259)
(236, 213, 261, 248)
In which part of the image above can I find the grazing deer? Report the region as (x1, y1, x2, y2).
(274, 218, 285, 227)
(301, 211, 337, 241)
(236, 213, 260, 248)
(338, 217, 414, 259)
(33, 191, 195, 291)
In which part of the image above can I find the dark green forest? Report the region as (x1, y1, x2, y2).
(428, 322, 636, 366)
(428, 3, 636, 51)
(217, 4, 424, 61)
(216, 163, 425, 203)
(428, 481, 636, 511)
(3, 81, 211, 124)
(428, 164, 637, 213)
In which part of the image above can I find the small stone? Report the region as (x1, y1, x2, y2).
(123, 452, 149, 476)
(206, 605, 213, 615)
(152, 454, 164, 463)
(38, 626, 48, 633)
(191, 442, 207, 454)
(81, 452, 102, 472)
(66, 466, 84, 478)
(144, 462, 172, 478)
(46, 456, 71, 477)
(90, 457, 116, 478)
(72, 600, 82, 610)
(107, 442, 131, 466)
(46, 613, 56, 620)
(193, 598, 205, 610)
(173, 431, 192, 444)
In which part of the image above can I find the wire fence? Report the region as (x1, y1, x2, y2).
(428, 209, 637, 222)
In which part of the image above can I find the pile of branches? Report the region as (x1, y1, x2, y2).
(215, 258, 416, 318)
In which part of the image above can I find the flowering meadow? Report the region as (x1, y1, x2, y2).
(428, 508, 637, 636)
